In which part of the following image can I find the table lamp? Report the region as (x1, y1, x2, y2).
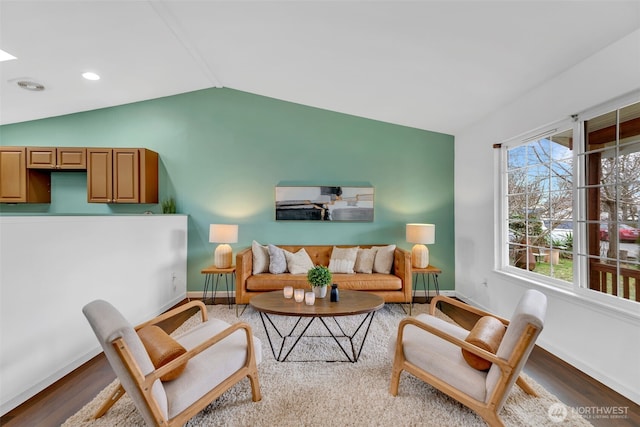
(209, 224, 238, 268)
(406, 223, 435, 268)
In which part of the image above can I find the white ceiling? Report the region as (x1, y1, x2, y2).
(1, 1, 639, 135)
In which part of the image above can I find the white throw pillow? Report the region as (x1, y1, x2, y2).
(328, 246, 359, 274)
(284, 248, 315, 275)
(268, 244, 288, 274)
(354, 247, 378, 274)
(372, 245, 396, 274)
(252, 240, 270, 274)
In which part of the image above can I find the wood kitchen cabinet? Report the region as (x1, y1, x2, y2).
(0, 147, 51, 203)
(27, 147, 86, 169)
(87, 148, 158, 203)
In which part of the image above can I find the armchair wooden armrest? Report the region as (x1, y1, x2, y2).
(429, 295, 509, 327)
(134, 300, 208, 332)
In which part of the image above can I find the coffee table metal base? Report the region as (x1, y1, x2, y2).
(258, 311, 376, 362)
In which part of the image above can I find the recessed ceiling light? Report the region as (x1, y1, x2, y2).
(17, 80, 45, 91)
(0, 49, 17, 62)
(82, 72, 100, 81)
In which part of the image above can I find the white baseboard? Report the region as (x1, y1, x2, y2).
(187, 290, 235, 300)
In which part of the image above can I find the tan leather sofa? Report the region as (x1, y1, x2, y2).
(235, 244, 412, 304)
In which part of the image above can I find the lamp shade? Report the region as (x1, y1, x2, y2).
(406, 224, 435, 244)
(209, 224, 238, 243)
(406, 223, 435, 268)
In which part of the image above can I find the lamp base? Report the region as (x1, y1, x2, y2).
(214, 244, 233, 268)
(411, 244, 429, 268)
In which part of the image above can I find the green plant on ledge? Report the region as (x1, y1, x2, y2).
(161, 197, 176, 214)
(307, 265, 332, 288)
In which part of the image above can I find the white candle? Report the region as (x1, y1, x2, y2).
(283, 286, 294, 298)
(294, 288, 305, 302)
(305, 291, 315, 305)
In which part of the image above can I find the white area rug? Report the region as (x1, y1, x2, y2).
(63, 303, 591, 426)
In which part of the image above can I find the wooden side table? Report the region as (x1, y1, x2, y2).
(201, 265, 235, 308)
(411, 265, 441, 313)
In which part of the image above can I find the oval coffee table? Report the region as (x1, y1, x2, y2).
(250, 290, 384, 362)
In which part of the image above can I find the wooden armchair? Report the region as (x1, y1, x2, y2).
(389, 290, 546, 427)
(83, 300, 261, 426)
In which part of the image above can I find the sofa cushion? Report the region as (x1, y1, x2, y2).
(328, 246, 359, 274)
(373, 245, 396, 274)
(268, 244, 288, 274)
(284, 248, 314, 274)
(354, 247, 377, 274)
(252, 241, 270, 274)
(246, 272, 401, 291)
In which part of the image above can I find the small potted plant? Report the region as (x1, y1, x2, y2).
(161, 197, 176, 214)
(307, 265, 332, 298)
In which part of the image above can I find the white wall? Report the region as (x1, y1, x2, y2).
(455, 29, 640, 404)
(0, 215, 188, 414)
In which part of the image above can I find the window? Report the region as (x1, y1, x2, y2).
(499, 95, 640, 305)
(580, 102, 640, 302)
(504, 126, 575, 283)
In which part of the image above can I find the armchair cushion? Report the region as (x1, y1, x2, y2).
(164, 318, 263, 418)
(392, 313, 487, 402)
(462, 316, 505, 371)
(138, 325, 188, 381)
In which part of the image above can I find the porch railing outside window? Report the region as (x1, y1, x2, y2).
(580, 102, 640, 302)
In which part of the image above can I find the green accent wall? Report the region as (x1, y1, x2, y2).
(0, 88, 455, 293)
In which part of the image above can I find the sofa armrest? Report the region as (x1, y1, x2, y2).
(393, 247, 412, 303)
(235, 247, 253, 304)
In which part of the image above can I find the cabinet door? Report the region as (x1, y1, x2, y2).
(27, 147, 86, 170)
(0, 147, 27, 202)
(138, 148, 158, 203)
(87, 149, 113, 202)
(0, 147, 50, 203)
(113, 149, 139, 203)
(27, 147, 56, 169)
(57, 148, 86, 169)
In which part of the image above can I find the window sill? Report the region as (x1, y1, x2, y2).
(495, 267, 640, 323)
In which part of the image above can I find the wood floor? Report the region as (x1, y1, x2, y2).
(2, 298, 638, 427)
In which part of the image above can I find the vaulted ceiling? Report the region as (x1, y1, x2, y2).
(1, 1, 639, 135)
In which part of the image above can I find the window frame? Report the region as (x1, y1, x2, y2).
(497, 118, 577, 288)
(495, 90, 640, 314)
